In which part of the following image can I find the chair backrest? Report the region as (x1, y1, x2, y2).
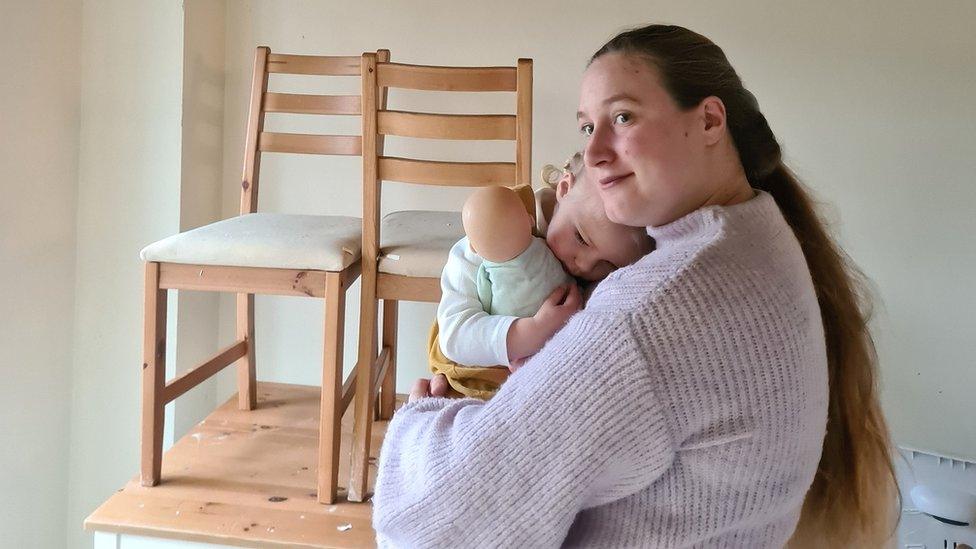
(239, 47, 390, 215)
(358, 52, 533, 270)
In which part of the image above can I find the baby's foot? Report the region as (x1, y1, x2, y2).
(430, 374, 449, 397)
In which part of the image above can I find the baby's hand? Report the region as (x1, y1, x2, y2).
(506, 283, 581, 364)
(508, 356, 528, 373)
(533, 283, 582, 338)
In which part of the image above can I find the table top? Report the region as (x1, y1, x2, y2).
(85, 382, 397, 548)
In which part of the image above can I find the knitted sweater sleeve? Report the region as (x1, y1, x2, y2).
(372, 311, 676, 548)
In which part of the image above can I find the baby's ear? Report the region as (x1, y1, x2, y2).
(555, 172, 575, 201)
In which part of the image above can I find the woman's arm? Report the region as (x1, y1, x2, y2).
(373, 312, 676, 547)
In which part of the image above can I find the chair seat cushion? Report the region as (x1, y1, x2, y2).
(379, 210, 464, 278)
(140, 213, 362, 272)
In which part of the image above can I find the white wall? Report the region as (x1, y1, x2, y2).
(214, 0, 976, 459)
(0, 2, 80, 547)
(172, 0, 227, 443)
(730, 2, 976, 461)
(66, 2, 185, 548)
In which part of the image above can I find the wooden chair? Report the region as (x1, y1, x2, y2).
(139, 46, 388, 504)
(347, 52, 533, 501)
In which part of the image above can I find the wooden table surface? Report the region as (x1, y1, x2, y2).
(85, 382, 399, 548)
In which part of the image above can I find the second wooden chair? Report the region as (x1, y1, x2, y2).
(347, 52, 533, 501)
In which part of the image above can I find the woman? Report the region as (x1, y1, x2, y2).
(373, 24, 897, 548)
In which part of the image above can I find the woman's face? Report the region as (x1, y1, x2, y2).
(578, 52, 709, 228)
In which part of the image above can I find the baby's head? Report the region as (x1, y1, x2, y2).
(544, 152, 654, 282)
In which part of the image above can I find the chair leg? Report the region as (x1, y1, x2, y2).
(318, 273, 345, 504)
(349, 274, 379, 502)
(378, 299, 398, 420)
(236, 292, 257, 410)
(141, 263, 167, 487)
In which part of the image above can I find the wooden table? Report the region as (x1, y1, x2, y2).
(86, 382, 398, 548)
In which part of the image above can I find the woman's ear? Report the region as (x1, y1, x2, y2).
(555, 172, 575, 201)
(700, 96, 727, 146)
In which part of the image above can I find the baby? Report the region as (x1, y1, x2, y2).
(428, 153, 654, 398)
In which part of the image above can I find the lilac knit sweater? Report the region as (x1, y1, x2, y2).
(373, 191, 829, 548)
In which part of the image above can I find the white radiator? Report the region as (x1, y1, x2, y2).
(896, 446, 976, 549)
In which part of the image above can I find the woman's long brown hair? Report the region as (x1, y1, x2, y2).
(592, 25, 899, 547)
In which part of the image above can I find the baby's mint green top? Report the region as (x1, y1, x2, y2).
(476, 237, 573, 318)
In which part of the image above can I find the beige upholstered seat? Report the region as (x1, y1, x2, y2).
(140, 213, 362, 271)
(379, 210, 464, 278)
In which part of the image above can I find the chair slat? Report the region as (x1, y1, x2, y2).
(264, 93, 362, 115)
(162, 341, 248, 404)
(378, 157, 516, 186)
(376, 62, 517, 91)
(258, 132, 362, 156)
(377, 110, 515, 140)
(377, 273, 441, 302)
(267, 54, 360, 76)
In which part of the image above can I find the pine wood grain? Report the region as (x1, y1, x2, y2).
(88, 383, 401, 548)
